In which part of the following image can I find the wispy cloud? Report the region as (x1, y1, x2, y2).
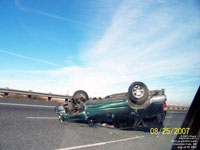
(1, 0, 200, 105)
(82, 0, 200, 80)
(56, 0, 200, 103)
(15, 0, 99, 29)
(0, 49, 60, 66)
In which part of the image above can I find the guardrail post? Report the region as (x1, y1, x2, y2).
(48, 97, 51, 101)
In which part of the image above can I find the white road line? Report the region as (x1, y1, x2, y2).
(165, 117, 173, 118)
(54, 136, 144, 150)
(167, 111, 187, 114)
(26, 117, 57, 119)
(0, 102, 54, 108)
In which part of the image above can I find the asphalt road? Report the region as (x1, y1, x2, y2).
(0, 98, 188, 150)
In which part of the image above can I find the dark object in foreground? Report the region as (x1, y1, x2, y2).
(171, 86, 200, 150)
(55, 81, 167, 129)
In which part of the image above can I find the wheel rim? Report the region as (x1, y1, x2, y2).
(74, 93, 85, 99)
(132, 85, 145, 99)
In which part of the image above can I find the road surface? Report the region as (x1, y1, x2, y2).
(0, 98, 188, 150)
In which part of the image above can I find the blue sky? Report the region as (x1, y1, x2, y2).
(0, 0, 199, 105)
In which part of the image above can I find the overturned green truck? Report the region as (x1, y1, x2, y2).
(55, 81, 167, 129)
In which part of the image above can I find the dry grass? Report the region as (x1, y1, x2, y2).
(0, 93, 51, 102)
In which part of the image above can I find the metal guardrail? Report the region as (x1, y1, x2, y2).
(0, 88, 190, 110)
(0, 88, 68, 101)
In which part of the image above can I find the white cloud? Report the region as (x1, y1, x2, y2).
(0, 49, 60, 66)
(15, 0, 99, 29)
(1, 0, 200, 105)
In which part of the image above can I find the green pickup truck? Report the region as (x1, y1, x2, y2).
(56, 81, 167, 129)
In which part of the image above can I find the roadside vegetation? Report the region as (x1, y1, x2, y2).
(0, 92, 64, 103)
(0, 93, 46, 101)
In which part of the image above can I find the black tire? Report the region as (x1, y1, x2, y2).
(156, 113, 166, 127)
(128, 81, 149, 105)
(72, 90, 89, 101)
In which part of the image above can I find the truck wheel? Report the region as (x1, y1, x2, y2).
(73, 90, 89, 101)
(156, 114, 164, 128)
(128, 82, 149, 105)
